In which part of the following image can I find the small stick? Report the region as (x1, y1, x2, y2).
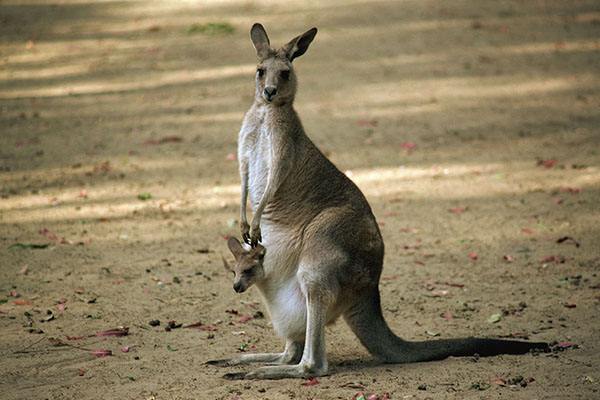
(13, 336, 47, 354)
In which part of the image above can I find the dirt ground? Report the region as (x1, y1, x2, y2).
(1, 1, 599, 399)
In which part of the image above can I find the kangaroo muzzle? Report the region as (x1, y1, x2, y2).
(263, 86, 277, 102)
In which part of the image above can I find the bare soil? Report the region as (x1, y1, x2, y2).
(1, 1, 599, 399)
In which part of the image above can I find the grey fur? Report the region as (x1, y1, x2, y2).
(209, 23, 548, 380)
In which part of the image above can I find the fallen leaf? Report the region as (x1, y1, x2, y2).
(91, 349, 112, 357)
(341, 382, 367, 390)
(78, 368, 86, 376)
(400, 141, 417, 150)
(95, 327, 129, 337)
(563, 302, 576, 308)
(13, 299, 32, 306)
(166, 344, 178, 352)
(540, 255, 566, 264)
(238, 315, 253, 323)
(356, 119, 378, 127)
(18, 265, 29, 275)
(225, 153, 237, 161)
(143, 136, 183, 145)
(487, 313, 502, 323)
(554, 341, 578, 350)
(559, 187, 581, 194)
(428, 290, 449, 297)
(503, 254, 515, 263)
(449, 207, 466, 214)
(492, 377, 507, 386)
(556, 236, 580, 248)
(441, 311, 453, 321)
(537, 159, 557, 168)
(302, 377, 320, 386)
(186, 22, 235, 36)
(468, 252, 478, 261)
(9, 243, 50, 250)
(57, 303, 66, 312)
(183, 322, 218, 331)
(521, 227, 534, 235)
(437, 281, 465, 288)
(137, 193, 152, 201)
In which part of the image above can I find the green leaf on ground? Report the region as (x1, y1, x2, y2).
(137, 193, 152, 201)
(166, 344, 178, 352)
(187, 22, 235, 35)
(487, 313, 502, 323)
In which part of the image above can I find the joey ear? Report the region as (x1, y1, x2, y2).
(250, 23, 271, 59)
(227, 236, 244, 259)
(282, 27, 317, 62)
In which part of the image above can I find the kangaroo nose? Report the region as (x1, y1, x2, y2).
(263, 86, 277, 100)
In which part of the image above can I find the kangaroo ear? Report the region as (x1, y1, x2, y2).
(282, 27, 317, 62)
(250, 23, 271, 59)
(227, 236, 244, 259)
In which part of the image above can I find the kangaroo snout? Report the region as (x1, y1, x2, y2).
(263, 86, 277, 101)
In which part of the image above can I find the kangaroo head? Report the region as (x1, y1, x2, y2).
(250, 23, 317, 106)
(224, 237, 266, 293)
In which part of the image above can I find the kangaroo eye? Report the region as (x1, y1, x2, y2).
(257, 68, 265, 78)
(280, 70, 290, 80)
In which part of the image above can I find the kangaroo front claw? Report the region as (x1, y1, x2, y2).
(240, 221, 251, 244)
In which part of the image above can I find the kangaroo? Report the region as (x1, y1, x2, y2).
(208, 23, 548, 380)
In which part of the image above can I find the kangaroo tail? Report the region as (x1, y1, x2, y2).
(343, 289, 549, 363)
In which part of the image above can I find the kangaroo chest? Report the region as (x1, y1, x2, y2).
(243, 122, 272, 211)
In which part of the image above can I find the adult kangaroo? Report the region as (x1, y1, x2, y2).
(208, 23, 548, 380)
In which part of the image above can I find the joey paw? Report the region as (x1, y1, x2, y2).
(240, 221, 251, 244)
(223, 372, 247, 380)
(250, 226, 262, 246)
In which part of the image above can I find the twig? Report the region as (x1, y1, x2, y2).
(13, 336, 47, 354)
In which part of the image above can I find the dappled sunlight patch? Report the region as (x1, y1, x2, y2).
(346, 162, 600, 199)
(0, 63, 255, 99)
(335, 76, 594, 109)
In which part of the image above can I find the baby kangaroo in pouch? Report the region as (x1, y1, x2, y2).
(208, 23, 549, 380)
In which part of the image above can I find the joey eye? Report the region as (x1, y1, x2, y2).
(280, 70, 290, 80)
(257, 68, 265, 78)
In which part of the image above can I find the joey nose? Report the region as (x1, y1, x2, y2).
(263, 86, 277, 101)
(233, 282, 244, 293)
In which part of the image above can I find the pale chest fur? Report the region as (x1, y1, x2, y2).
(238, 110, 272, 211)
(255, 223, 307, 340)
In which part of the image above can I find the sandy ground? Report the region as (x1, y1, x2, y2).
(1, 1, 599, 399)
